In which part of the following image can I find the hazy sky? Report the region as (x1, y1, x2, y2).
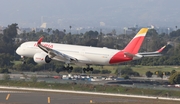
(0, 0, 180, 28)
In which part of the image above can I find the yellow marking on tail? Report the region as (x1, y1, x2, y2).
(136, 28, 148, 36)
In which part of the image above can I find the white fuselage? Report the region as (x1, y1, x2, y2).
(16, 41, 120, 65)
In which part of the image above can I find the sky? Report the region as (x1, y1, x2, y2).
(0, 0, 180, 29)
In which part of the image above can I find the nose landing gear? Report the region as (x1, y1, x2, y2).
(21, 56, 26, 64)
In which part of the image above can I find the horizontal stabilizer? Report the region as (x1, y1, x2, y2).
(137, 42, 172, 57)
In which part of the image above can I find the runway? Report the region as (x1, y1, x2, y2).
(0, 90, 132, 104)
(0, 87, 180, 104)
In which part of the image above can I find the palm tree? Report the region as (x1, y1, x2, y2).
(69, 26, 72, 34)
(47, 28, 52, 34)
(63, 29, 66, 34)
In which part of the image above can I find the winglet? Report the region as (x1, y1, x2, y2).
(37, 37, 43, 44)
(156, 42, 172, 54)
(156, 45, 166, 53)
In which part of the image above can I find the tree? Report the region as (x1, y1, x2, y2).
(164, 71, 171, 76)
(169, 72, 180, 84)
(0, 53, 14, 67)
(84, 30, 98, 39)
(155, 71, 163, 78)
(122, 75, 130, 79)
(146, 71, 153, 78)
(63, 29, 66, 34)
(47, 28, 52, 34)
(118, 66, 140, 77)
(3, 23, 18, 39)
(55, 67, 62, 74)
(1, 23, 19, 54)
(101, 70, 111, 74)
(69, 26, 72, 34)
(92, 69, 101, 74)
(0, 68, 9, 73)
(120, 67, 133, 75)
(73, 67, 82, 73)
(171, 70, 177, 75)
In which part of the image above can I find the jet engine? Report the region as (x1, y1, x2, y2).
(33, 53, 51, 64)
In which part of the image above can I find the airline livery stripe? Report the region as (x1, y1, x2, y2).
(134, 33, 146, 38)
(135, 28, 148, 36)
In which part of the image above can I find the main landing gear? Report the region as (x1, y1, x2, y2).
(83, 65, 93, 73)
(63, 65, 73, 73)
(63, 64, 94, 73)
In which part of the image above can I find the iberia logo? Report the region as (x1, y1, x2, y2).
(34, 43, 53, 48)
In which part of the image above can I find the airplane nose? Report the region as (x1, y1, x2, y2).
(16, 47, 22, 55)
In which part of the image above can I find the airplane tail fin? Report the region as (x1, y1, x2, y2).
(123, 28, 149, 54)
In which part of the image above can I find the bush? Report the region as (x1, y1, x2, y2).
(0, 68, 10, 73)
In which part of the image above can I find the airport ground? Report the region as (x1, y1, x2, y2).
(0, 89, 180, 104)
(0, 72, 180, 98)
(0, 65, 180, 103)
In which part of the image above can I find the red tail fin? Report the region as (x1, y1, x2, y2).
(123, 28, 148, 54)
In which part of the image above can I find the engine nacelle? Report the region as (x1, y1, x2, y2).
(33, 53, 51, 64)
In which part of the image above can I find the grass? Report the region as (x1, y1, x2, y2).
(131, 65, 180, 75)
(12, 60, 22, 65)
(90, 65, 180, 76)
(1, 80, 180, 98)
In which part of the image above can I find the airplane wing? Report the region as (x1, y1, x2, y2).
(37, 37, 78, 63)
(137, 42, 172, 57)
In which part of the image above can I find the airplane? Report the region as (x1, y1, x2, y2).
(16, 28, 169, 72)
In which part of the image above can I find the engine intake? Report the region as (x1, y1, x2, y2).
(33, 53, 51, 64)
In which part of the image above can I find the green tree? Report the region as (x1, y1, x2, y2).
(47, 28, 52, 34)
(164, 71, 171, 76)
(171, 70, 177, 75)
(0, 68, 9, 73)
(55, 67, 62, 74)
(101, 70, 111, 74)
(146, 71, 153, 78)
(120, 66, 139, 76)
(73, 67, 82, 73)
(92, 69, 101, 74)
(169, 72, 180, 84)
(122, 75, 130, 79)
(0, 53, 14, 67)
(3, 23, 18, 40)
(155, 71, 163, 78)
(0, 23, 18, 54)
(69, 25, 72, 34)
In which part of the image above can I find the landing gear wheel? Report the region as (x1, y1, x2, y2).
(22, 61, 26, 64)
(68, 66, 73, 73)
(83, 68, 86, 73)
(90, 67, 93, 71)
(63, 65, 73, 73)
(82, 67, 93, 73)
